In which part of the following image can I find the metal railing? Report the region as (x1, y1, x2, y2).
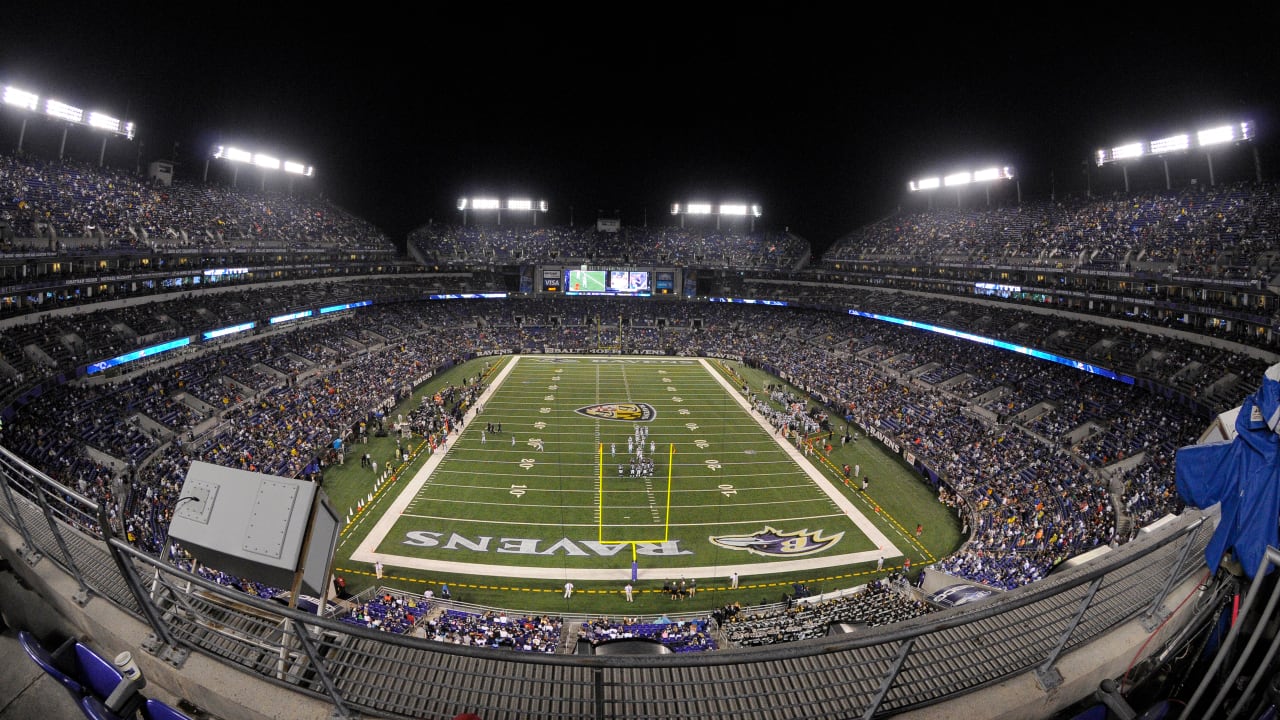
(0, 442, 1214, 719)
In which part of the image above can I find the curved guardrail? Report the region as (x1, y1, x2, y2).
(0, 443, 1212, 719)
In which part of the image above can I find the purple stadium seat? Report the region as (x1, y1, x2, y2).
(75, 682, 192, 720)
(143, 698, 196, 720)
(18, 630, 83, 698)
(73, 641, 125, 700)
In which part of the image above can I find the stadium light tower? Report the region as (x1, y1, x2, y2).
(2, 85, 38, 153)
(206, 145, 315, 192)
(2, 83, 136, 165)
(908, 166, 1016, 208)
(1198, 122, 1258, 185)
(1094, 120, 1256, 189)
(670, 202, 763, 231)
(457, 197, 548, 226)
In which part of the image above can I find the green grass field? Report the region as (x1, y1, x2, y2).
(323, 355, 962, 613)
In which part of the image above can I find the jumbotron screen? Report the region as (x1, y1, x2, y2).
(564, 269, 651, 297)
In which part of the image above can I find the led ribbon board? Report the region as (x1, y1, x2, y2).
(847, 309, 1134, 385)
(269, 310, 313, 325)
(202, 321, 255, 340)
(87, 337, 192, 375)
(709, 297, 789, 307)
(319, 300, 372, 315)
(427, 293, 508, 300)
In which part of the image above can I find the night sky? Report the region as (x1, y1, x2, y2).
(3, 8, 1279, 254)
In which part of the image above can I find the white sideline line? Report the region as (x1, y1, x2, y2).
(351, 355, 525, 564)
(695, 358, 900, 557)
(351, 354, 903, 581)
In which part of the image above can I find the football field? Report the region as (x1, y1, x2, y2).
(351, 355, 899, 582)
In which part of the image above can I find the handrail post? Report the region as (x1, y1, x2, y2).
(96, 505, 188, 667)
(287, 617, 357, 720)
(862, 636, 916, 719)
(0, 463, 42, 566)
(34, 478, 92, 605)
(1035, 576, 1104, 691)
(1140, 523, 1199, 632)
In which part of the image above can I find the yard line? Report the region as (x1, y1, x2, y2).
(414, 482, 826, 497)
(430, 456, 796, 469)
(397, 512, 850, 527)
(409, 496, 838, 510)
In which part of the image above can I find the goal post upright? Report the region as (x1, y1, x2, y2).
(664, 442, 674, 542)
(598, 441, 675, 582)
(597, 442, 604, 543)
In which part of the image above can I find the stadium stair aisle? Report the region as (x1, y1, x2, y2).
(558, 623, 576, 654)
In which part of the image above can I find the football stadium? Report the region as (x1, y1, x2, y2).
(2, 19, 1280, 720)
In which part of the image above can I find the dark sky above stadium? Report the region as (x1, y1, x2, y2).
(3, 7, 1279, 253)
